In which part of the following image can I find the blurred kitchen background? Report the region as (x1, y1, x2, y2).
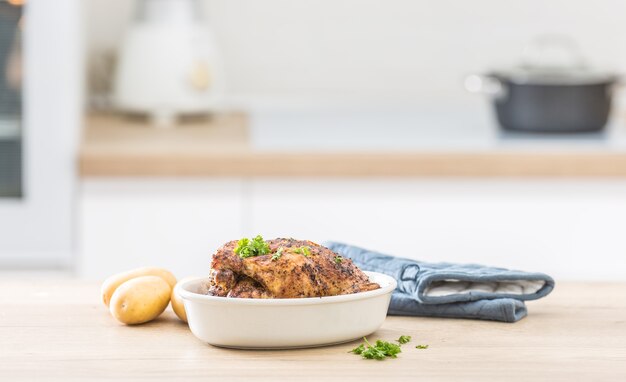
(2, 0, 626, 280)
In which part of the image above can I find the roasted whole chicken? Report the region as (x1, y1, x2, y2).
(207, 237, 380, 298)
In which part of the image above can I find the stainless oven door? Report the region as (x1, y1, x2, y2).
(0, 0, 81, 268)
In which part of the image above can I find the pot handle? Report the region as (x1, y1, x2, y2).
(608, 78, 626, 97)
(464, 74, 507, 99)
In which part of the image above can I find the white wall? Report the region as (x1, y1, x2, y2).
(85, 0, 626, 105)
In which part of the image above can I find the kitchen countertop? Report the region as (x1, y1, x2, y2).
(79, 112, 626, 177)
(1, 280, 625, 381)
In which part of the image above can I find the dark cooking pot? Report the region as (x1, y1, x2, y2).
(466, 37, 619, 132)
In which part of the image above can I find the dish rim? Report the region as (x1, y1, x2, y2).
(177, 271, 397, 306)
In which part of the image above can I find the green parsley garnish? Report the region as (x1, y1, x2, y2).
(350, 344, 365, 355)
(271, 247, 284, 261)
(362, 346, 387, 360)
(234, 235, 270, 258)
(397, 335, 412, 345)
(415, 344, 429, 349)
(334, 255, 343, 264)
(293, 246, 311, 257)
(350, 337, 402, 360)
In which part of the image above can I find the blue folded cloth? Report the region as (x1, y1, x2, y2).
(324, 241, 555, 323)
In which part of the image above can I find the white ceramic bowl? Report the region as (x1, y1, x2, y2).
(177, 271, 396, 349)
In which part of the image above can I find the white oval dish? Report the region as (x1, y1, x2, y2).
(177, 271, 396, 349)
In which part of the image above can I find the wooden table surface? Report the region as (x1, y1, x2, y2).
(1, 280, 625, 381)
(79, 113, 626, 178)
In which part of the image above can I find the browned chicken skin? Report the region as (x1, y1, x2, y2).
(208, 238, 379, 298)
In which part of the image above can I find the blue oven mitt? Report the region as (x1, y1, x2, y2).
(324, 241, 555, 323)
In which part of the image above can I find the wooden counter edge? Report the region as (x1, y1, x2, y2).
(78, 151, 626, 177)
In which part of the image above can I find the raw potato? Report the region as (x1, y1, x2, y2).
(101, 267, 177, 307)
(171, 278, 190, 323)
(109, 276, 171, 325)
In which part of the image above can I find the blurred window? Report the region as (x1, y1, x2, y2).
(0, 0, 23, 198)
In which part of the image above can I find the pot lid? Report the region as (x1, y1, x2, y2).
(491, 35, 617, 85)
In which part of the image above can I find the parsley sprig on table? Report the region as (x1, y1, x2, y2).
(350, 335, 427, 360)
(397, 335, 411, 345)
(234, 235, 270, 258)
(350, 337, 402, 360)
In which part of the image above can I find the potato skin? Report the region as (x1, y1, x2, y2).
(101, 267, 177, 307)
(171, 277, 197, 323)
(109, 276, 171, 325)
(171, 286, 187, 323)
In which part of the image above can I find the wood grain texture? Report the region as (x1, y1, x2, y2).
(79, 114, 626, 177)
(1, 281, 625, 381)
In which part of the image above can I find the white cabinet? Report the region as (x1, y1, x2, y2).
(79, 178, 626, 280)
(249, 179, 626, 280)
(78, 179, 244, 278)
